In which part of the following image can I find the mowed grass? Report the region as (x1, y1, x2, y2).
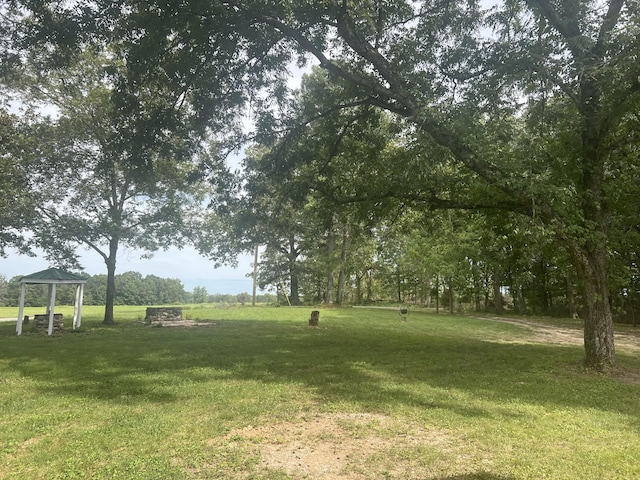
(1, 305, 639, 479)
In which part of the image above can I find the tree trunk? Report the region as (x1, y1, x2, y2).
(325, 230, 335, 305)
(355, 271, 364, 304)
(421, 278, 431, 307)
(287, 237, 301, 305)
(566, 275, 577, 318)
(336, 268, 346, 304)
(252, 244, 259, 307)
(514, 284, 526, 315)
(289, 265, 300, 306)
(567, 241, 616, 370)
(483, 272, 490, 310)
(336, 227, 349, 305)
(103, 238, 118, 325)
(493, 268, 503, 315)
(539, 258, 550, 313)
(435, 275, 440, 314)
(472, 260, 482, 311)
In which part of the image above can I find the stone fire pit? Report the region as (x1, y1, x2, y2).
(144, 307, 183, 324)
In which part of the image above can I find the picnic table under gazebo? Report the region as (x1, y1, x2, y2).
(16, 268, 87, 336)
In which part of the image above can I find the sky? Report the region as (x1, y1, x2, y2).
(0, 246, 260, 295)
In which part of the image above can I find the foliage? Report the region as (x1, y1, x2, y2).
(0, 107, 40, 256)
(242, 0, 640, 368)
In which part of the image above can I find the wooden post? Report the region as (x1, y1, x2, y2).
(309, 310, 320, 327)
(47, 284, 57, 336)
(16, 283, 26, 335)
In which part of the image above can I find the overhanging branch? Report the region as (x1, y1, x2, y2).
(313, 184, 533, 217)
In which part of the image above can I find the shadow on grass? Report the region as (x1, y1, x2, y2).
(1, 317, 638, 425)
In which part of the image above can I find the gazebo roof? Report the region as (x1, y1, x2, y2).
(20, 267, 87, 284)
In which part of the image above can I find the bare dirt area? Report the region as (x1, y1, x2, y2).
(223, 413, 464, 480)
(473, 315, 640, 384)
(475, 315, 640, 354)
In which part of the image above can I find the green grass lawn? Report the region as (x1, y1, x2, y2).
(1, 305, 639, 479)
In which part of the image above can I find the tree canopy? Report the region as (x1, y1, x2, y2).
(1, 36, 216, 324)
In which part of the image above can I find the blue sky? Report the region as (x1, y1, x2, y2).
(1, 246, 259, 295)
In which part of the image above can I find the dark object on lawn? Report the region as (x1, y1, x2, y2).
(309, 310, 320, 327)
(399, 307, 409, 322)
(33, 313, 64, 333)
(145, 307, 183, 323)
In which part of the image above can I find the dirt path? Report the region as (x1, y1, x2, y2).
(472, 315, 640, 387)
(471, 315, 640, 355)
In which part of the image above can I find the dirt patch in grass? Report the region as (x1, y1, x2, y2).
(223, 413, 466, 479)
(474, 316, 640, 385)
(475, 315, 639, 352)
(615, 367, 640, 386)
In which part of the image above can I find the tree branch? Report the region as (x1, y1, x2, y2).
(594, 0, 625, 56)
(525, 0, 588, 58)
(257, 14, 400, 105)
(313, 184, 533, 217)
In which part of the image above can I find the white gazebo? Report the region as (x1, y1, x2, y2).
(16, 268, 87, 336)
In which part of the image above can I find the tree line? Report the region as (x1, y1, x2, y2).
(1, 1, 638, 370)
(0, 273, 271, 308)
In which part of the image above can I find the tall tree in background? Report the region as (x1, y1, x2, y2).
(8, 50, 205, 324)
(249, 67, 403, 304)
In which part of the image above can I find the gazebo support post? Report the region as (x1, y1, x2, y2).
(73, 284, 84, 329)
(16, 284, 26, 335)
(46, 284, 54, 313)
(48, 284, 57, 336)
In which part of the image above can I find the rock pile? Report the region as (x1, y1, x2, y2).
(145, 307, 183, 323)
(32, 313, 64, 333)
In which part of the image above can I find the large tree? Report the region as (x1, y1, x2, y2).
(8, 50, 204, 324)
(248, 0, 639, 370)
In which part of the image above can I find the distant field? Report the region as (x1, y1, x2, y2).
(0, 303, 274, 324)
(1, 305, 639, 479)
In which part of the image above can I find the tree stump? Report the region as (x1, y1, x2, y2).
(309, 310, 320, 327)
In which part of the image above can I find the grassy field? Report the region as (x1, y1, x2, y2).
(1, 305, 639, 479)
